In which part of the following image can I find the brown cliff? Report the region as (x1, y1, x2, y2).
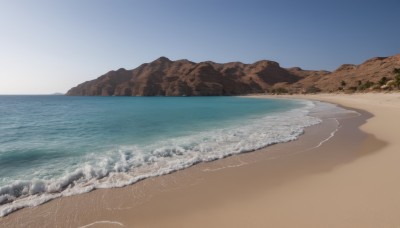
(67, 54, 400, 96)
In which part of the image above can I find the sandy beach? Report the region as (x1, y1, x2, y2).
(1, 93, 400, 228)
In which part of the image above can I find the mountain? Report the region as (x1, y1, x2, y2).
(289, 54, 400, 93)
(66, 54, 400, 96)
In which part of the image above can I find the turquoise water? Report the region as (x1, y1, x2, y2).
(0, 96, 320, 216)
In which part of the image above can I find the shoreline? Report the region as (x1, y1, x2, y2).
(1, 93, 399, 227)
(0, 97, 322, 218)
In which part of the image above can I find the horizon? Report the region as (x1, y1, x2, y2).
(1, 0, 399, 94)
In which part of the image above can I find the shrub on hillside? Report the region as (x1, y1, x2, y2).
(357, 81, 374, 91)
(379, 76, 388, 86)
(304, 86, 321, 94)
(394, 68, 400, 88)
(271, 87, 289, 94)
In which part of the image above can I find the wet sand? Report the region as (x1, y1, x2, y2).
(1, 93, 399, 227)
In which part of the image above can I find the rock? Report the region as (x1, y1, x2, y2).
(66, 54, 400, 96)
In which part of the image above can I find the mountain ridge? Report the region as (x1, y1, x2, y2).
(66, 54, 400, 96)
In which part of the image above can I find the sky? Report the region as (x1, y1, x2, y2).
(0, 0, 399, 94)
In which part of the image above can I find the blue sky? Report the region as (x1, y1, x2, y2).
(0, 0, 399, 94)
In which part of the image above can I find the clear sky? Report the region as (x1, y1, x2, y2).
(0, 0, 399, 94)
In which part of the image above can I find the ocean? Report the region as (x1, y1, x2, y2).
(0, 95, 322, 216)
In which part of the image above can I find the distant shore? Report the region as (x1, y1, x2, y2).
(1, 93, 399, 227)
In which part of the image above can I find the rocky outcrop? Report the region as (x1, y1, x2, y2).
(67, 54, 400, 96)
(298, 54, 400, 92)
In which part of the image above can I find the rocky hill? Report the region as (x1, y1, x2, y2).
(289, 54, 400, 93)
(66, 54, 400, 96)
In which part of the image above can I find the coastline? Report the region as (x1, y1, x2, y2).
(1, 93, 399, 227)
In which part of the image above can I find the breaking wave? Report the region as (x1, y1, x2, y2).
(0, 99, 324, 217)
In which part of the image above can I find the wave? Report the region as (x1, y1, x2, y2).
(0, 99, 323, 217)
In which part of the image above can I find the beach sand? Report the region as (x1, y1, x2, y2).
(1, 93, 400, 227)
